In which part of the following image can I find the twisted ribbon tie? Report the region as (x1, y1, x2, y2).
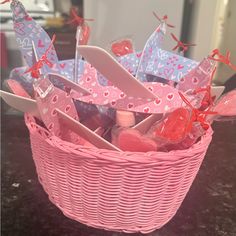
(171, 33, 196, 53)
(152, 12, 175, 28)
(24, 34, 56, 79)
(209, 49, 236, 71)
(179, 92, 217, 132)
(67, 8, 94, 26)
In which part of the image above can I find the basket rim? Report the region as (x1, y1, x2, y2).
(25, 113, 213, 164)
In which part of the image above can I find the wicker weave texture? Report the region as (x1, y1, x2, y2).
(25, 114, 212, 234)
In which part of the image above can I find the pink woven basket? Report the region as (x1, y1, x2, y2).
(25, 114, 213, 234)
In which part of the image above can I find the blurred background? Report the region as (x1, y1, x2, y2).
(0, 0, 235, 87)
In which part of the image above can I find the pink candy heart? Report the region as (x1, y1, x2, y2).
(118, 129, 158, 152)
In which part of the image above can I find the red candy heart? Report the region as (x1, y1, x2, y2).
(152, 108, 192, 143)
(111, 39, 134, 57)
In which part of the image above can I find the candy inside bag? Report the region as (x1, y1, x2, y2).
(147, 107, 193, 145)
(164, 122, 205, 151)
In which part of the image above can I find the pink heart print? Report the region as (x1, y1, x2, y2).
(178, 58, 216, 92)
(37, 39, 45, 48)
(34, 77, 85, 144)
(74, 63, 197, 114)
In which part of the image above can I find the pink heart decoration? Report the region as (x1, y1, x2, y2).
(119, 93, 125, 98)
(177, 64, 184, 70)
(167, 93, 174, 100)
(38, 40, 45, 48)
(128, 103, 134, 109)
(111, 100, 116, 106)
(24, 15, 32, 21)
(136, 52, 142, 58)
(59, 63, 66, 69)
(104, 91, 109, 97)
(164, 68, 174, 77)
(143, 107, 150, 113)
(192, 77, 198, 84)
(155, 98, 162, 105)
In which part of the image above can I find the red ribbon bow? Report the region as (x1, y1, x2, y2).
(67, 8, 94, 26)
(179, 92, 217, 132)
(193, 67, 217, 110)
(209, 49, 236, 71)
(171, 33, 196, 53)
(25, 34, 56, 79)
(152, 12, 175, 28)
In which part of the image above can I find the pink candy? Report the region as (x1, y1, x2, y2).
(118, 129, 158, 152)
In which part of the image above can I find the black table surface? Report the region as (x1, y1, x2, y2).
(1, 114, 236, 236)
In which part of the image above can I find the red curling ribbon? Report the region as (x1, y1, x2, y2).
(171, 33, 196, 53)
(24, 34, 56, 79)
(67, 8, 94, 45)
(152, 12, 175, 28)
(179, 92, 217, 131)
(194, 67, 216, 109)
(67, 8, 94, 26)
(209, 49, 236, 71)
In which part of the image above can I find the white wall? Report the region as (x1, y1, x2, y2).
(188, 0, 220, 61)
(84, 0, 185, 51)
